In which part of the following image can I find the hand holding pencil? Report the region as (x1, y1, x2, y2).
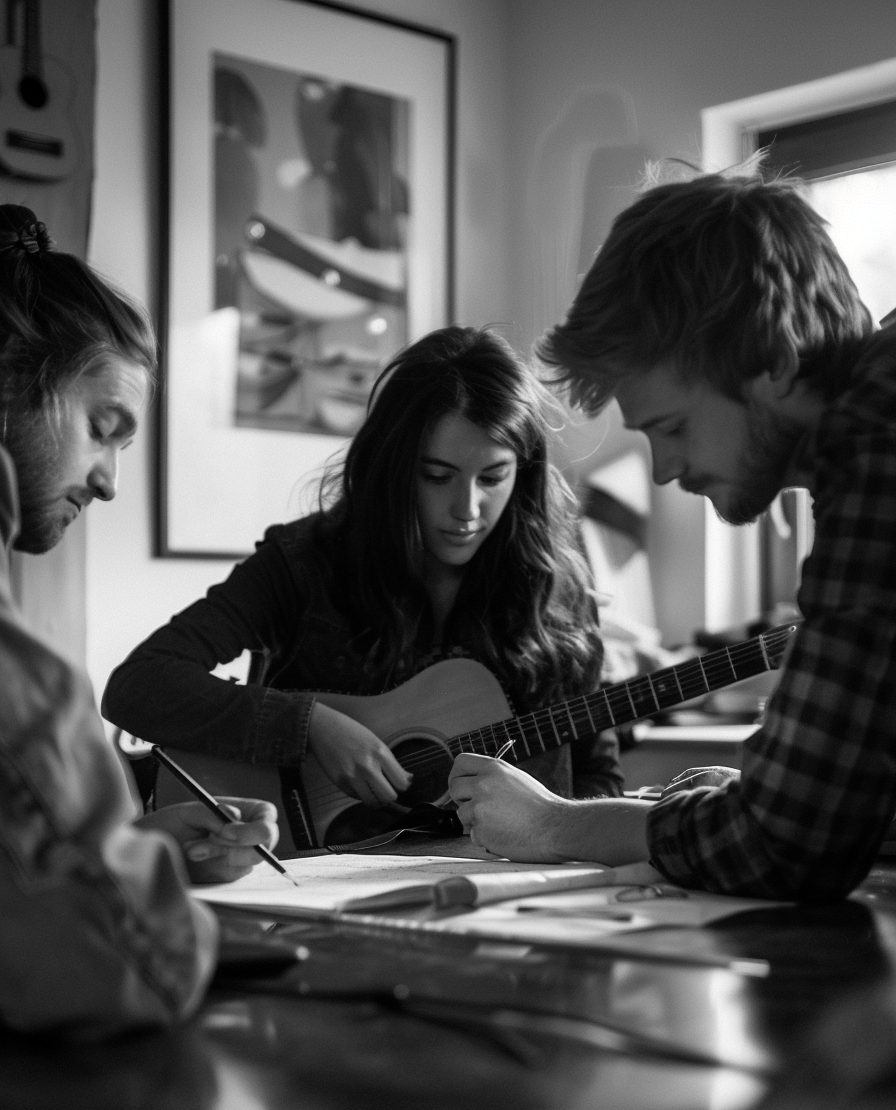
(135, 750, 284, 885)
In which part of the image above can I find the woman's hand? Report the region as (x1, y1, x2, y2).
(308, 701, 413, 807)
(135, 797, 278, 884)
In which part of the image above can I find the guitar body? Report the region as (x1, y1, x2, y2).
(0, 45, 77, 181)
(154, 658, 513, 854)
(152, 624, 797, 855)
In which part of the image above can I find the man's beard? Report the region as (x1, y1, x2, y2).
(2, 407, 65, 554)
(716, 402, 805, 527)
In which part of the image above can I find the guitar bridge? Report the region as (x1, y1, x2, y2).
(6, 129, 63, 157)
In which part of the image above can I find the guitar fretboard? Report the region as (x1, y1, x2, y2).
(449, 623, 796, 762)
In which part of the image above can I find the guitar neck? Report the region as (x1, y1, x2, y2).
(450, 623, 797, 762)
(21, 0, 43, 79)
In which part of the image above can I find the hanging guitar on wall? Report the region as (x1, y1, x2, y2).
(0, 0, 76, 181)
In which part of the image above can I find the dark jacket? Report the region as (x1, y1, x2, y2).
(103, 513, 623, 848)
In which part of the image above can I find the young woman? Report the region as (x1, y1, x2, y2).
(103, 326, 622, 849)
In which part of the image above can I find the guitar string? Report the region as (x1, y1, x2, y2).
(299, 628, 795, 814)
(312, 628, 795, 783)
(299, 629, 795, 810)
(299, 627, 795, 814)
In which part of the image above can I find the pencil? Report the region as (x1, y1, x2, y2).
(150, 746, 298, 886)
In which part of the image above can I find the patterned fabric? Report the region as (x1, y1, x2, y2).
(0, 447, 217, 1035)
(647, 326, 896, 899)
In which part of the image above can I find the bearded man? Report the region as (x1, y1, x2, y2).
(0, 205, 278, 1037)
(450, 167, 896, 901)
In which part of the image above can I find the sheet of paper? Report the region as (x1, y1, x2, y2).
(193, 853, 783, 973)
(309, 888, 778, 975)
(434, 887, 784, 939)
(192, 854, 608, 913)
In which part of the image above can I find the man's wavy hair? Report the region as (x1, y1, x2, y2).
(318, 325, 603, 705)
(538, 160, 874, 414)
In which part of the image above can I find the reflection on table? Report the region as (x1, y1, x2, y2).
(4, 842, 896, 1110)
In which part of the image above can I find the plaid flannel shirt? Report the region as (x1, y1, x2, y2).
(647, 326, 896, 900)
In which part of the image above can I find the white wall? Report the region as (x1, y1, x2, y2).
(503, 0, 896, 645)
(86, 0, 512, 706)
(87, 0, 896, 698)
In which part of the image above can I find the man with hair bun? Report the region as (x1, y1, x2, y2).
(0, 205, 278, 1037)
(450, 164, 896, 902)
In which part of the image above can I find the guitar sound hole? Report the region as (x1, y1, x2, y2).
(391, 736, 453, 807)
(19, 76, 48, 110)
(325, 804, 409, 847)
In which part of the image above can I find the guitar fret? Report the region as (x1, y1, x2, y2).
(497, 720, 514, 755)
(567, 700, 593, 739)
(498, 718, 522, 757)
(624, 682, 638, 717)
(600, 688, 617, 727)
(515, 716, 535, 758)
(608, 685, 635, 721)
(529, 713, 549, 753)
(729, 640, 758, 681)
(649, 665, 685, 707)
(624, 677, 659, 720)
(696, 654, 709, 692)
(673, 658, 708, 701)
(545, 703, 579, 747)
(581, 696, 598, 734)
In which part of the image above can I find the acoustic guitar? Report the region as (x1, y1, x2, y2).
(154, 623, 797, 854)
(0, 0, 77, 181)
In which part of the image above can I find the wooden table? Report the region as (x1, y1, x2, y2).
(4, 842, 896, 1110)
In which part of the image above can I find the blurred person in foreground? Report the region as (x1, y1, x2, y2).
(0, 205, 277, 1038)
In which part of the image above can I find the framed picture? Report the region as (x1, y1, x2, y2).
(158, 0, 455, 556)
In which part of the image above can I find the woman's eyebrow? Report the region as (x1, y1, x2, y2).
(419, 456, 512, 471)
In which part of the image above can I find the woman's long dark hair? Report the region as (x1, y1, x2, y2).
(319, 325, 603, 705)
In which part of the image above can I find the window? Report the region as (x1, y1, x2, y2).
(701, 61, 896, 630)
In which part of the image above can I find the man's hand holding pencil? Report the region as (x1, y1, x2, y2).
(136, 797, 279, 884)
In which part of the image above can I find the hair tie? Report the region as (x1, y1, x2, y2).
(0, 220, 50, 257)
(15, 222, 46, 254)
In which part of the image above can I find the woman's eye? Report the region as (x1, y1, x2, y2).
(421, 470, 451, 484)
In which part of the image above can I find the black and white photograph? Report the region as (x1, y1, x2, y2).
(3, 2, 896, 1109)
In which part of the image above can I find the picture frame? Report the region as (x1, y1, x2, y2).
(158, 0, 455, 557)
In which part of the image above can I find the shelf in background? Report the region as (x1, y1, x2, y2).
(621, 719, 759, 789)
